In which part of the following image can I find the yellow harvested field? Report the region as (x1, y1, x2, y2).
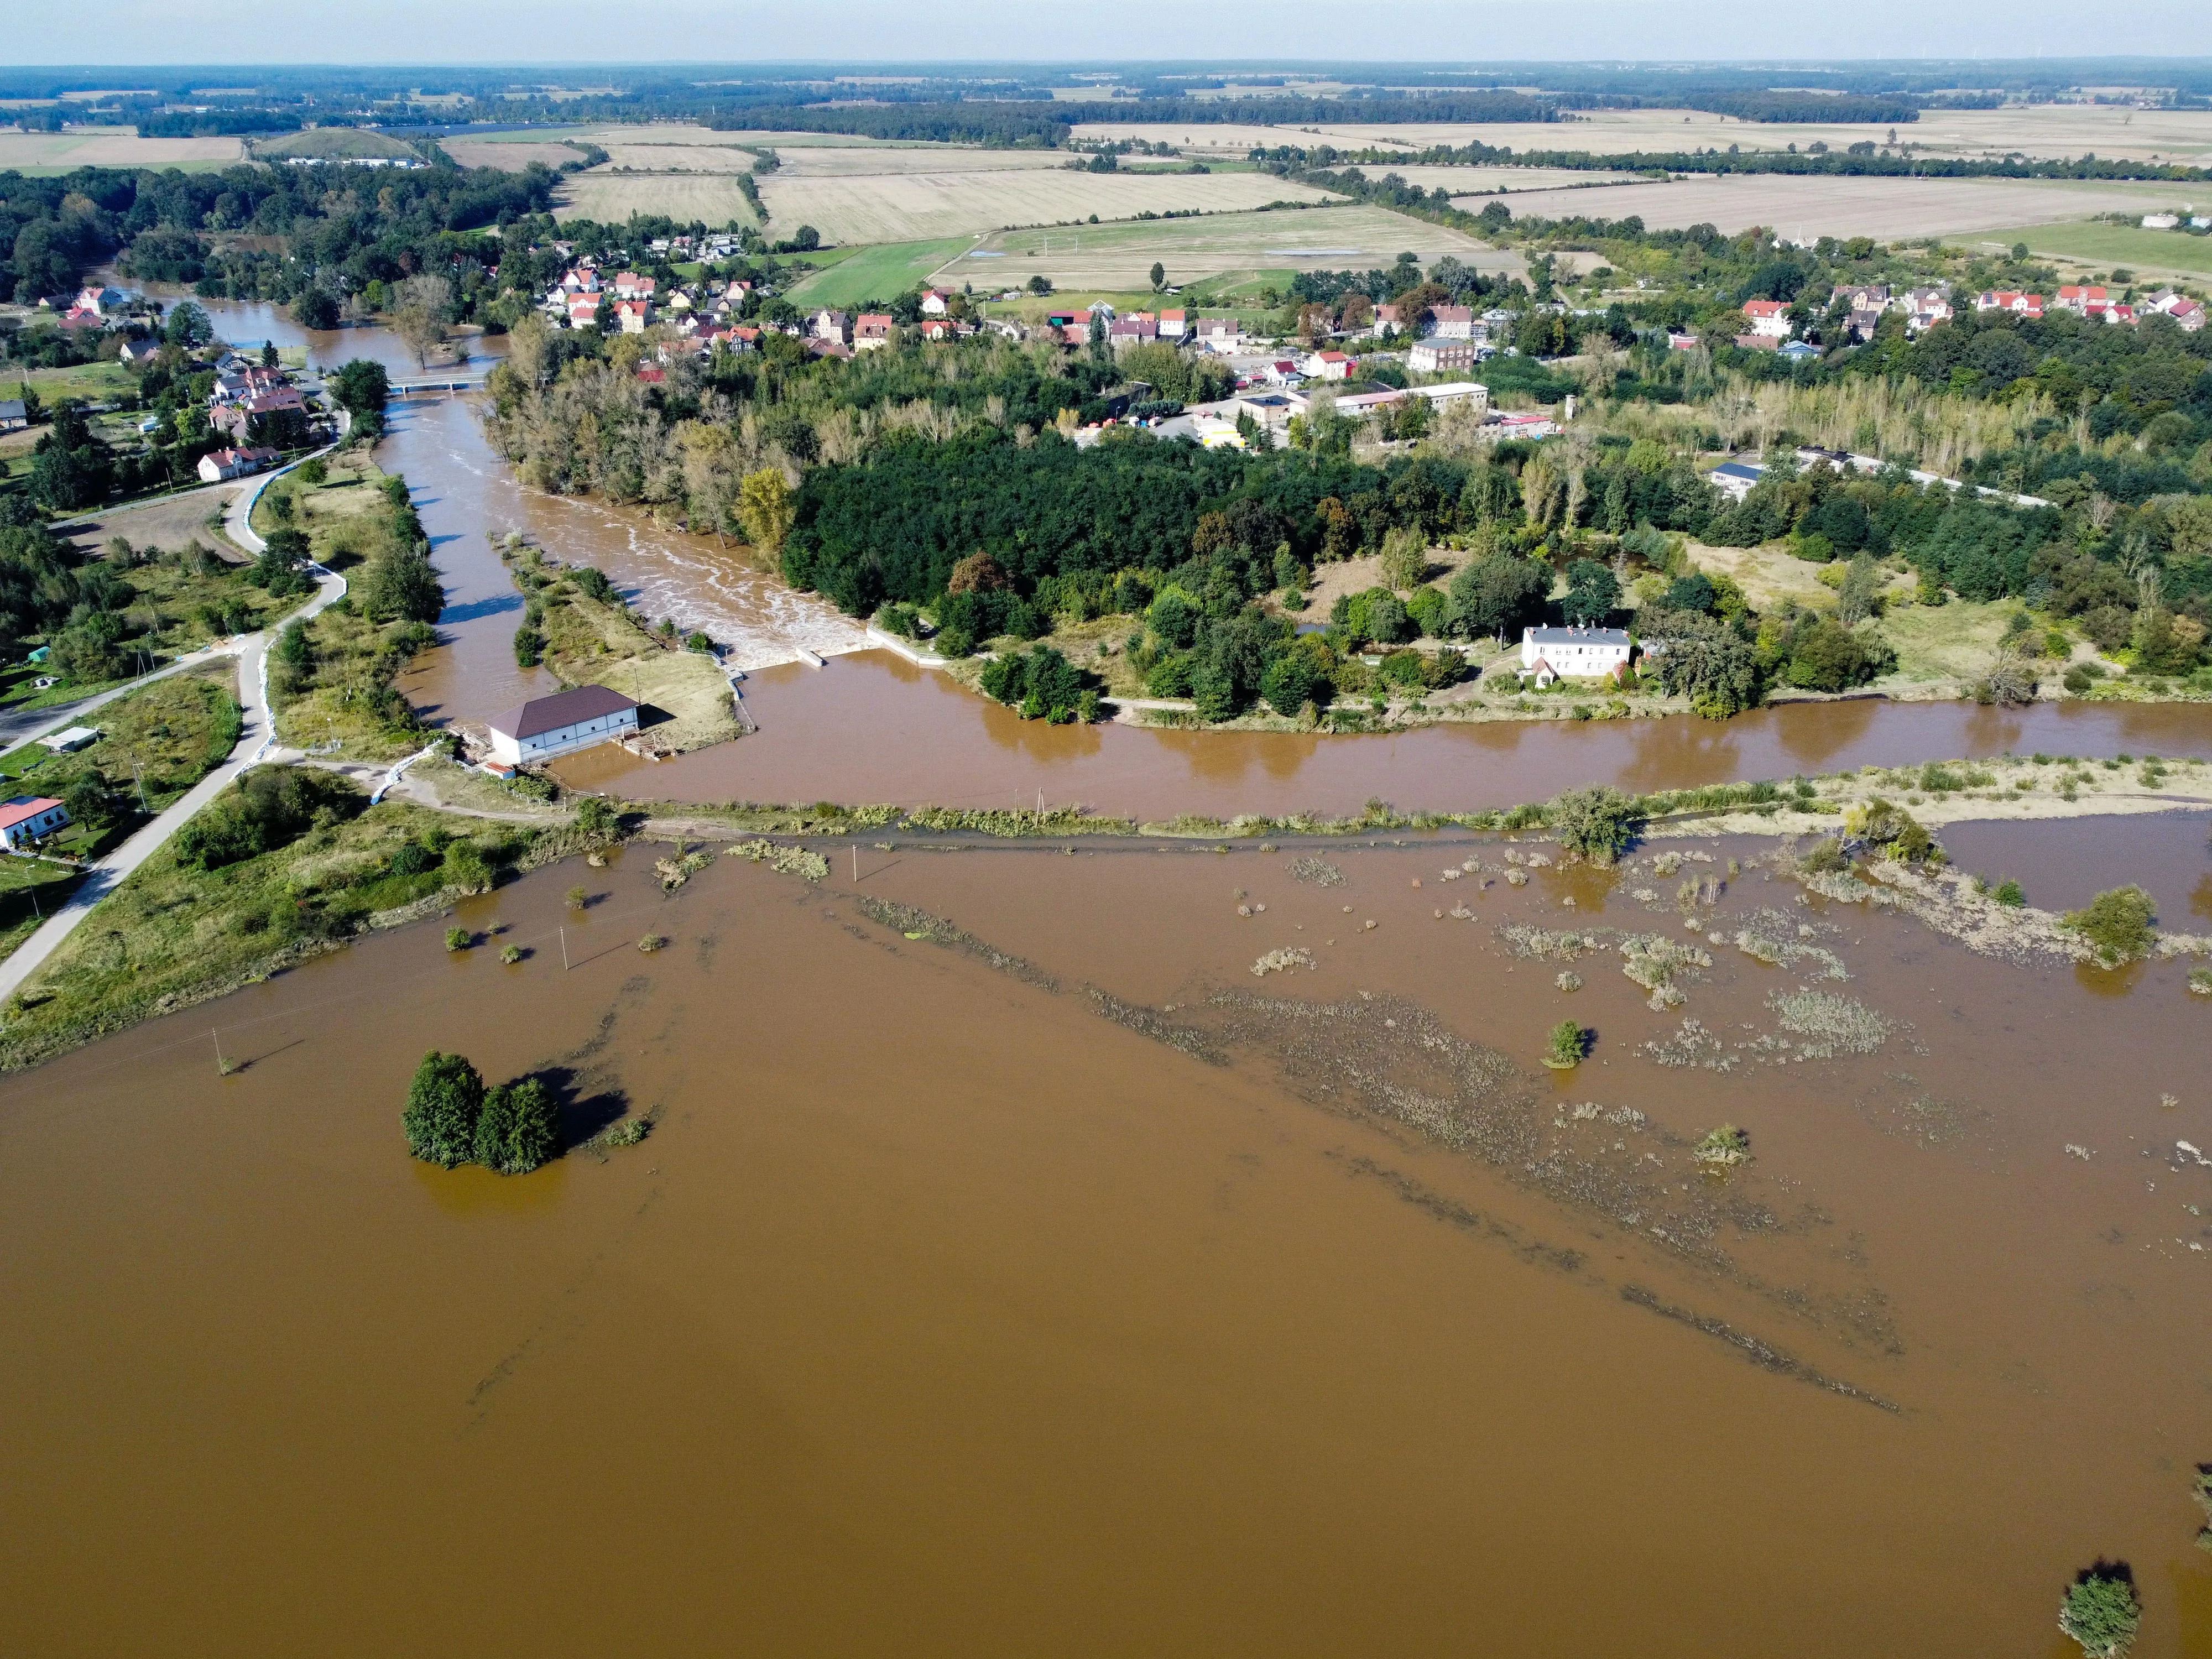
(1458, 174, 2193, 243)
(771, 146, 1073, 176)
(755, 170, 1345, 247)
(441, 139, 592, 171)
(554, 171, 758, 226)
(933, 203, 1514, 292)
(594, 142, 765, 172)
(0, 128, 243, 168)
(1079, 106, 2212, 166)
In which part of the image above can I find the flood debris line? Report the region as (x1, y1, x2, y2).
(654, 848, 714, 890)
(852, 896, 1059, 991)
(1088, 989, 1226, 1065)
(1288, 857, 1346, 887)
(1618, 1287, 1900, 1412)
(729, 839, 829, 882)
(1642, 1019, 1740, 1072)
(1251, 947, 1316, 977)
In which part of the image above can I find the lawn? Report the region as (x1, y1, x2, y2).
(15, 359, 139, 404)
(784, 238, 978, 307)
(1974, 219, 2212, 280)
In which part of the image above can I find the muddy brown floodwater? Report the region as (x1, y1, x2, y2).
(4, 837, 2211, 1654)
(22, 300, 2200, 1652)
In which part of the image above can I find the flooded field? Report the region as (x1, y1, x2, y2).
(5, 831, 2211, 1653)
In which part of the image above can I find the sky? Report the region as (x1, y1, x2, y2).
(11, 3, 2212, 67)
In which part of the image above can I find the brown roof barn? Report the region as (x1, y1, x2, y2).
(495, 685, 638, 740)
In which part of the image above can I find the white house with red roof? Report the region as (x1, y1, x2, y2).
(2056, 284, 2108, 314)
(566, 298, 601, 330)
(1305, 349, 1353, 381)
(1742, 299, 1793, 338)
(919, 289, 952, 316)
(613, 299, 650, 334)
(1975, 290, 2045, 318)
(1519, 626, 1632, 687)
(611, 272, 656, 301)
(1158, 308, 1188, 339)
(0, 796, 69, 849)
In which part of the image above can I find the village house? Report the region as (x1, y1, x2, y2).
(486, 686, 640, 766)
(211, 388, 307, 440)
(2146, 291, 2207, 331)
(1306, 349, 1353, 381)
(566, 298, 600, 330)
(0, 796, 69, 850)
(1830, 283, 1891, 314)
(1520, 625, 1634, 687)
(611, 272, 656, 302)
(1709, 460, 1766, 500)
(196, 446, 281, 483)
(1408, 338, 1478, 373)
(1666, 331, 1700, 352)
(1778, 340, 1820, 364)
(612, 299, 650, 334)
(1741, 299, 1793, 339)
(1975, 290, 2045, 319)
(0, 399, 25, 433)
(810, 309, 852, 345)
(2056, 284, 2109, 315)
(1845, 306, 1885, 342)
(1428, 305, 1475, 340)
(853, 314, 895, 350)
(1158, 308, 1188, 339)
(1369, 302, 1404, 338)
(919, 289, 952, 316)
(1196, 317, 1243, 352)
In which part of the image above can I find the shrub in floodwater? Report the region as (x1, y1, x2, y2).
(403, 1050, 560, 1175)
(2061, 886, 2157, 966)
(1994, 878, 2026, 908)
(2190, 968, 2212, 998)
(499, 944, 523, 964)
(2059, 1564, 2140, 1658)
(1845, 797, 1940, 864)
(604, 1118, 649, 1147)
(1694, 1124, 1751, 1167)
(1801, 836, 1848, 874)
(566, 885, 587, 909)
(1556, 971, 1582, 992)
(472, 1077, 559, 1175)
(1542, 1020, 1586, 1070)
(638, 933, 667, 953)
(403, 1051, 485, 1167)
(1546, 785, 1642, 865)
(2194, 1465, 2212, 1550)
(444, 926, 471, 952)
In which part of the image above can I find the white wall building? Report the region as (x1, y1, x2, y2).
(1520, 626, 1634, 685)
(487, 686, 641, 766)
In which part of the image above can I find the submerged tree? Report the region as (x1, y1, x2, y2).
(1542, 1020, 1586, 1070)
(2059, 1564, 2140, 1658)
(403, 1051, 486, 1167)
(1547, 785, 1641, 865)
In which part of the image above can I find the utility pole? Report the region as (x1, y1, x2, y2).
(212, 1029, 226, 1074)
(560, 926, 569, 971)
(131, 758, 148, 815)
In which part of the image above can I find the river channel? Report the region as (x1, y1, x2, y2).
(2, 305, 2208, 1654)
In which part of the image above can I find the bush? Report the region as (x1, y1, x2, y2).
(403, 1051, 485, 1167)
(1547, 785, 1641, 865)
(472, 1077, 558, 1175)
(978, 644, 1092, 723)
(174, 767, 364, 871)
(2062, 886, 2157, 965)
(1543, 1019, 1586, 1069)
(2059, 1566, 2140, 1658)
(1694, 1124, 1751, 1166)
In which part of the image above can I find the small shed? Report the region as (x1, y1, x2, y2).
(487, 686, 640, 766)
(38, 727, 101, 754)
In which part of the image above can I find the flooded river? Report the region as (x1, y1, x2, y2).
(6, 834, 2211, 1653)
(7, 303, 2206, 1653)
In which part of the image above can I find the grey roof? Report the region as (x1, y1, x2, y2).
(493, 684, 638, 740)
(1710, 461, 1765, 480)
(0, 400, 24, 419)
(1526, 627, 1631, 646)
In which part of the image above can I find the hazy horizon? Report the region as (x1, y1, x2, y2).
(11, 3, 2212, 70)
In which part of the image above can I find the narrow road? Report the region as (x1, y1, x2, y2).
(0, 445, 346, 1004)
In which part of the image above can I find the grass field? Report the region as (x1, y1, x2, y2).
(554, 170, 758, 227)
(784, 238, 979, 306)
(1973, 220, 2212, 280)
(440, 139, 593, 171)
(12, 359, 139, 404)
(0, 128, 243, 173)
(935, 202, 1512, 293)
(1463, 174, 2194, 243)
(250, 129, 422, 161)
(753, 169, 1344, 246)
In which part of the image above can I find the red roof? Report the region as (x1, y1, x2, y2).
(0, 797, 64, 832)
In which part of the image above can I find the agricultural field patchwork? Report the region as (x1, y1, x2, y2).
(553, 170, 758, 226)
(1455, 173, 2198, 243)
(0, 127, 243, 172)
(438, 139, 594, 170)
(935, 202, 1515, 293)
(752, 168, 1345, 246)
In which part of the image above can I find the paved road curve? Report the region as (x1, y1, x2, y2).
(0, 446, 345, 1004)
